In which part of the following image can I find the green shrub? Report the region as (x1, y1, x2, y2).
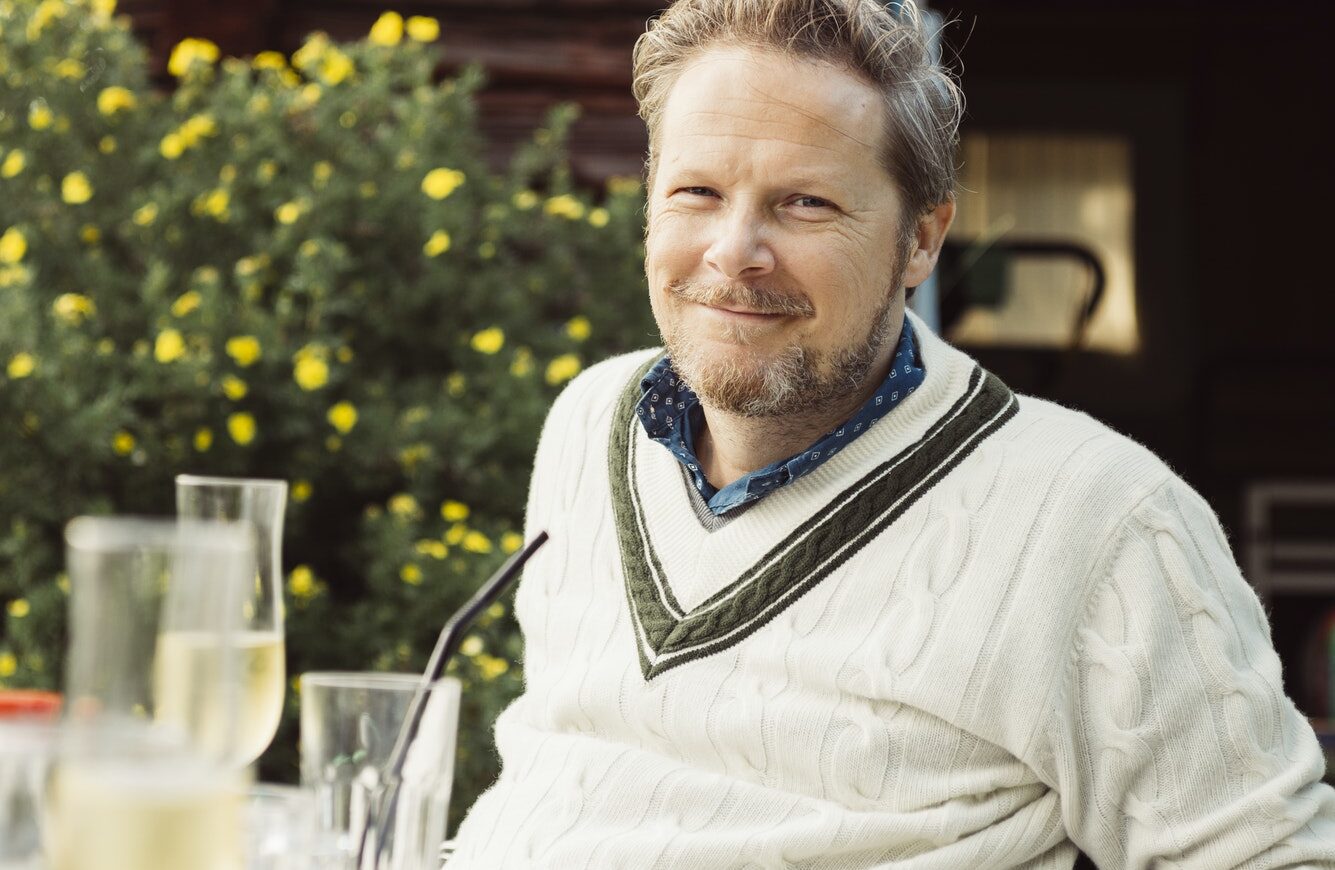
(0, 0, 653, 822)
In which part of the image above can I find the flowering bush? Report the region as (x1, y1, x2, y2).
(0, 0, 653, 819)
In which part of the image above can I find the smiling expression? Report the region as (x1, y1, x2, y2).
(645, 46, 915, 418)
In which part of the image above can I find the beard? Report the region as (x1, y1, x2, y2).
(656, 272, 903, 419)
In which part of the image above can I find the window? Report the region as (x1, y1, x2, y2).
(942, 133, 1138, 353)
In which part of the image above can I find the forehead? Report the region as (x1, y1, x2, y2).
(656, 47, 888, 181)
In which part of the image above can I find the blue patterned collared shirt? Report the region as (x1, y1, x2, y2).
(636, 320, 926, 515)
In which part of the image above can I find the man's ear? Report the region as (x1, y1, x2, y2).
(902, 198, 956, 289)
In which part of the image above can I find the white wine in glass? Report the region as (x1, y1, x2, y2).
(175, 475, 289, 767)
(154, 629, 286, 768)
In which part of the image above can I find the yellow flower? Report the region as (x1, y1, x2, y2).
(257, 160, 278, 183)
(445, 372, 466, 396)
(319, 48, 354, 85)
(96, 86, 137, 116)
(112, 430, 135, 455)
(460, 636, 484, 656)
(154, 328, 185, 363)
(509, 348, 533, 377)
(236, 254, 269, 277)
(478, 241, 496, 259)
(168, 38, 220, 78)
(226, 335, 262, 367)
(52, 293, 96, 325)
(1, 150, 25, 178)
(406, 16, 440, 42)
(171, 290, 202, 317)
(327, 401, 358, 434)
(501, 531, 524, 553)
(99, 136, 117, 154)
(294, 356, 329, 391)
(545, 353, 581, 385)
(440, 500, 469, 522)
(512, 190, 538, 210)
(388, 494, 420, 518)
(0, 652, 16, 678)
(202, 188, 229, 218)
(181, 114, 217, 143)
(368, 11, 404, 46)
(462, 531, 493, 554)
(193, 427, 213, 452)
(29, 103, 53, 130)
(7, 352, 36, 379)
(336, 346, 354, 363)
(0, 227, 26, 263)
(423, 230, 451, 257)
(221, 375, 248, 400)
(588, 207, 610, 228)
(227, 412, 257, 445)
(288, 565, 316, 599)
(421, 168, 465, 200)
(6, 598, 29, 618)
(275, 200, 304, 225)
(291, 32, 328, 72)
(292, 480, 313, 502)
(80, 224, 101, 244)
(444, 523, 467, 546)
(312, 161, 333, 185)
(132, 203, 158, 226)
(61, 172, 93, 204)
(544, 194, 585, 220)
(159, 133, 184, 160)
(415, 539, 448, 559)
(564, 316, 591, 342)
(359, 181, 377, 198)
(607, 176, 642, 196)
(475, 653, 509, 680)
(252, 51, 286, 70)
(470, 327, 504, 355)
(54, 58, 85, 80)
(400, 563, 423, 585)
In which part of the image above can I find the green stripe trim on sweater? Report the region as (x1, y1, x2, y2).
(608, 359, 1018, 680)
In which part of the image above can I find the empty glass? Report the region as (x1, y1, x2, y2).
(299, 673, 461, 870)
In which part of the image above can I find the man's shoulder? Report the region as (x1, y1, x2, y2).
(994, 389, 1180, 514)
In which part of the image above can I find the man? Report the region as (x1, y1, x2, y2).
(448, 1, 1335, 866)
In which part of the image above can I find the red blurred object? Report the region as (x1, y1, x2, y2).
(0, 690, 62, 720)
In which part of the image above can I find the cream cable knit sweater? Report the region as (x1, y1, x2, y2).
(449, 313, 1335, 869)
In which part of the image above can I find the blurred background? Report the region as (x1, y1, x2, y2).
(3, 0, 1334, 822)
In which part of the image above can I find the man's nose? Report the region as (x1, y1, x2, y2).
(704, 207, 775, 280)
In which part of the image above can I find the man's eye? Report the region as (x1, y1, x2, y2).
(679, 187, 716, 197)
(793, 195, 832, 209)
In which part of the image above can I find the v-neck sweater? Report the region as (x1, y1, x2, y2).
(448, 312, 1335, 869)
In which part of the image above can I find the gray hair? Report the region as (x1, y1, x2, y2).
(632, 0, 963, 223)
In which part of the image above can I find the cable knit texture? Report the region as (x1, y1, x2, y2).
(448, 313, 1335, 869)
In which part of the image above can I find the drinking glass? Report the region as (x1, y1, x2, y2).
(300, 672, 461, 870)
(51, 516, 256, 870)
(176, 474, 288, 767)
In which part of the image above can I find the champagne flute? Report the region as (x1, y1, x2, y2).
(52, 516, 255, 870)
(175, 474, 288, 767)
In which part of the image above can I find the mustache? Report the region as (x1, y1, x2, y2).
(666, 279, 815, 317)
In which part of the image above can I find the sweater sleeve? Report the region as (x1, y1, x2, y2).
(1039, 477, 1335, 868)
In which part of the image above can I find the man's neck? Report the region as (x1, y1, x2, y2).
(695, 328, 902, 492)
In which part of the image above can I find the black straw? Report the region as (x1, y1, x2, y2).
(355, 530, 549, 868)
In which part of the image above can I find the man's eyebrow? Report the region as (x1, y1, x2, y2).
(660, 167, 847, 193)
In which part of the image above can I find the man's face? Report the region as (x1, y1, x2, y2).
(645, 47, 912, 418)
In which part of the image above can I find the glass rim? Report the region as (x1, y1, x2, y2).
(176, 473, 288, 492)
(64, 515, 253, 554)
(299, 671, 461, 693)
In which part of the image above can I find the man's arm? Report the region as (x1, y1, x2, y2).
(1039, 478, 1335, 867)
